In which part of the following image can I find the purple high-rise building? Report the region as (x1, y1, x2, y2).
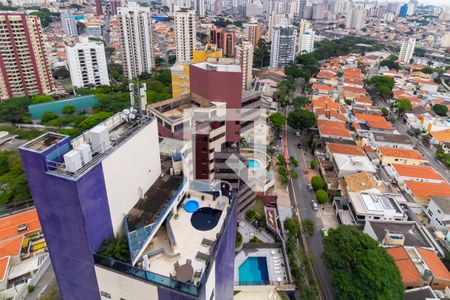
(19, 112, 236, 299)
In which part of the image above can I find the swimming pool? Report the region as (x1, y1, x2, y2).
(248, 159, 261, 169)
(190, 207, 222, 231)
(184, 200, 200, 213)
(239, 257, 269, 285)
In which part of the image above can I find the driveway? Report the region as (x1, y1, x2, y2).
(285, 127, 336, 300)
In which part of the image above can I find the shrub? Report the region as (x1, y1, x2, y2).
(381, 107, 389, 117)
(291, 170, 299, 179)
(344, 99, 352, 106)
(62, 105, 76, 115)
(41, 111, 57, 123)
(310, 159, 318, 169)
(98, 236, 130, 263)
(315, 189, 328, 204)
(311, 176, 325, 190)
(249, 236, 263, 243)
(235, 231, 243, 248)
(28, 285, 36, 293)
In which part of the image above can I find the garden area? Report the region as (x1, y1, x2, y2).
(245, 199, 266, 229)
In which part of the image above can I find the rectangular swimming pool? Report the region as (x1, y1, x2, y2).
(238, 256, 269, 285)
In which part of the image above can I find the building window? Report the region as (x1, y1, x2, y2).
(100, 291, 111, 299)
(437, 209, 442, 214)
(436, 218, 443, 226)
(428, 209, 433, 217)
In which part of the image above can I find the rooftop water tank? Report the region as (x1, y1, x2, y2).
(77, 143, 92, 165)
(64, 150, 83, 173)
(88, 125, 111, 153)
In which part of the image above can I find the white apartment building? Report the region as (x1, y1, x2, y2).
(175, 9, 196, 63)
(236, 41, 254, 90)
(61, 14, 78, 36)
(346, 7, 366, 30)
(296, 19, 311, 54)
(118, 2, 154, 80)
(399, 38, 416, 63)
(270, 25, 297, 69)
(299, 28, 315, 54)
(267, 12, 291, 42)
(66, 37, 109, 88)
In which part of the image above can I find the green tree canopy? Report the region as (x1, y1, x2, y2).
(395, 98, 412, 115)
(302, 219, 314, 238)
(315, 189, 328, 204)
(322, 226, 403, 300)
(268, 112, 287, 133)
(32, 95, 53, 104)
(292, 96, 308, 108)
(287, 109, 316, 132)
(253, 39, 271, 68)
(41, 111, 58, 123)
(79, 112, 113, 131)
(98, 236, 130, 263)
(311, 176, 325, 190)
(284, 217, 300, 236)
(432, 104, 448, 117)
(62, 105, 76, 115)
(370, 76, 395, 98)
(381, 107, 389, 117)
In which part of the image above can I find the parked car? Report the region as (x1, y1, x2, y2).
(321, 228, 329, 238)
(307, 184, 313, 192)
(296, 131, 300, 137)
(297, 143, 302, 149)
(311, 200, 319, 211)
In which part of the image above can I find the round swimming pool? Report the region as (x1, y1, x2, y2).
(191, 207, 222, 231)
(184, 200, 200, 213)
(248, 159, 261, 169)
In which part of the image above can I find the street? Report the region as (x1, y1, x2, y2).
(285, 127, 336, 300)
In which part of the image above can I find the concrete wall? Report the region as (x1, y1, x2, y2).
(102, 120, 162, 233)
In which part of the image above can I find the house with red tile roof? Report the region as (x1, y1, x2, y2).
(386, 246, 425, 289)
(354, 113, 394, 131)
(377, 147, 427, 166)
(311, 84, 336, 97)
(404, 181, 450, 205)
(386, 246, 450, 290)
(389, 164, 445, 184)
(326, 143, 365, 157)
(317, 120, 353, 140)
(0, 209, 47, 297)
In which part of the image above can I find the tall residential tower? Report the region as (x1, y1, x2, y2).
(66, 37, 110, 88)
(236, 41, 254, 90)
(399, 38, 416, 63)
(0, 13, 56, 101)
(118, 2, 154, 80)
(270, 25, 297, 69)
(175, 9, 196, 63)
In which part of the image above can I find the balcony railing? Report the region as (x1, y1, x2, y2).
(93, 253, 200, 297)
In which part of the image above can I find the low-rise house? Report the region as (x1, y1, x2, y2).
(338, 172, 384, 197)
(317, 120, 353, 141)
(364, 220, 435, 250)
(388, 164, 446, 185)
(388, 245, 450, 290)
(0, 208, 49, 299)
(326, 143, 365, 158)
(311, 84, 336, 97)
(425, 197, 450, 230)
(404, 286, 439, 300)
(430, 129, 450, 151)
(353, 95, 372, 107)
(377, 147, 427, 166)
(347, 191, 408, 224)
(354, 113, 395, 132)
(367, 132, 414, 149)
(386, 246, 450, 290)
(332, 154, 377, 177)
(404, 181, 450, 205)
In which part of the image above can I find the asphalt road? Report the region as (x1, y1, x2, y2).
(285, 127, 336, 300)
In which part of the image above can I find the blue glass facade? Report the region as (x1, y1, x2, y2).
(19, 136, 114, 300)
(399, 4, 408, 17)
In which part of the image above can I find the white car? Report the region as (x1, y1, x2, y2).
(311, 200, 319, 211)
(296, 131, 300, 137)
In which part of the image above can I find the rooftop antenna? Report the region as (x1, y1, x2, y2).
(129, 78, 148, 118)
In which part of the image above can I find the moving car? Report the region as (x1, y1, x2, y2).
(311, 200, 319, 211)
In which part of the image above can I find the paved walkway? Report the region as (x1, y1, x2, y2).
(238, 220, 275, 243)
(26, 264, 60, 300)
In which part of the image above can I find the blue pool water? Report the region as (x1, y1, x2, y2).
(239, 257, 269, 285)
(248, 159, 261, 169)
(184, 200, 200, 213)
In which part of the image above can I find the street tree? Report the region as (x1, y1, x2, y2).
(268, 112, 287, 134)
(432, 104, 448, 117)
(292, 96, 308, 108)
(395, 98, 412, 115)
(302, 219, 314, 238)
(287, 109, 316, 132)
(315, 189, 328, 204)
(311, 176, 325, 190)
(322, 226, 403, 300)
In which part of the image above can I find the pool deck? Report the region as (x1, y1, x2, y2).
(234, 248, 288, 285)
(146, 192, 229, 283)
